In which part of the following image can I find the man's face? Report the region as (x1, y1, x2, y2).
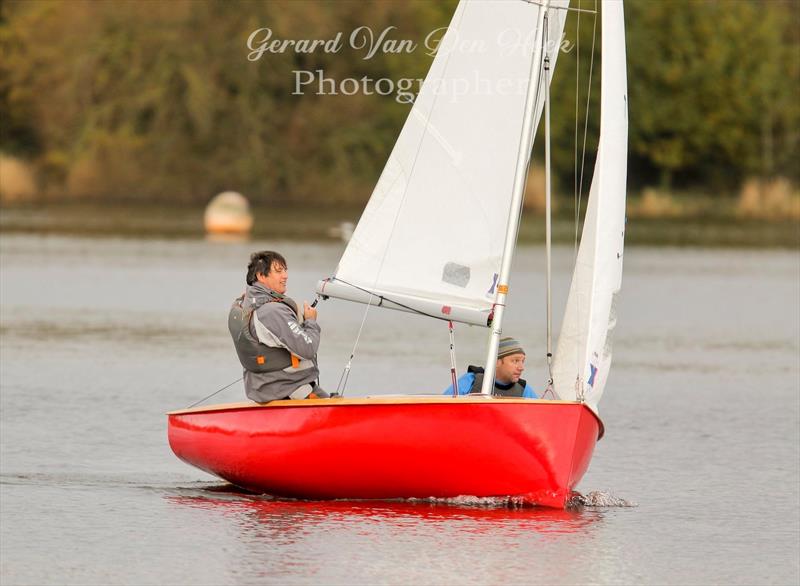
(258, 261, 288, 294)
(495, 353, 525, 383)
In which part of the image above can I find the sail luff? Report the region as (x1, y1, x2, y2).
(480, 0, 553, 395)
(552, 0, 628, 411)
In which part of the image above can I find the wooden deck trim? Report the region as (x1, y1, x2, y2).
(167, 395, 586, 416)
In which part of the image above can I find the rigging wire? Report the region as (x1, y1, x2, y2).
(335, 291, 372, 395)
(568, 0, 582, 401)
(185, 376, 243, 409)
(571, 0, 599, 403)
(482, 0, 549, 397)
(509, 101, 542, 286)
(511, 0, 548, 300)
(497, 1, 548, 395)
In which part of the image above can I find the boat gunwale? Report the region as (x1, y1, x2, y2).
(167, 395, 604, 439)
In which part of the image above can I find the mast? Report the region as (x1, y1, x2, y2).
(545, 21, 554, 389)
(480, 0, 551, 395)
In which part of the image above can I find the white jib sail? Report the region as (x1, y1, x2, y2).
(317, 0, 569, 327)
(551, 0, 628, 411)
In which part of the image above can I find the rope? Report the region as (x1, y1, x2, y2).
(186, 377, 243, 409)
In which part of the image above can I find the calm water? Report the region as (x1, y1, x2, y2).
(1, 234, 798, 585)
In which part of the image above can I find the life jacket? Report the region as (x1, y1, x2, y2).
(466, 365, 528, 397)
(228, 290, 300, 373)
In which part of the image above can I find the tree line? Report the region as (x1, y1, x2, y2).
(1, 0, 797, 206)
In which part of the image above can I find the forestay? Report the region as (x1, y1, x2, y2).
(552, 0, 628, 411)
(317, 0, 569, 327)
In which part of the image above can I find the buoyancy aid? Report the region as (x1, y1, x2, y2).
(228, 289, 300, 373)
(466, 365, 528, 397)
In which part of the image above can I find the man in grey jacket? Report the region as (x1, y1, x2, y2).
(229, 250, 325, 402)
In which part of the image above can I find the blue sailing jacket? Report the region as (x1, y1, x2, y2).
(443, 371, 538, 398)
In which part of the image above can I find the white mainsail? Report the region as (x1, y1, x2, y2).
(552, 0, 628, 411)
(317, 0, 569, 327)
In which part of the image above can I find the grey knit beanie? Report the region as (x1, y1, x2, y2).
(497, 337, 525, 359)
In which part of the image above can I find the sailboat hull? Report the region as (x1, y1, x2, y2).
(168, 397, 602, 509)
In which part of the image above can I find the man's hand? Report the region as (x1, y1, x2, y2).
(303, 301, 317, 321)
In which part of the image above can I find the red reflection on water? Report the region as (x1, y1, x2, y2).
(165, 484, 601, 540)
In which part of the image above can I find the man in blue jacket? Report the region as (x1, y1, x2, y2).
(443, 337, 538, 398)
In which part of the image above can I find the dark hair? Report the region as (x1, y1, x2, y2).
(246, 251, 287, 285)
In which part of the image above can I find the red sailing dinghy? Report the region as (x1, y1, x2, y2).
(168, 397, 602, 508)
(168, 0, 628, 509)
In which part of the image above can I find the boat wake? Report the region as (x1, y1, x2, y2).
(567, 490, 637, 508)
(405, 495, 540, 509)
(169, 482, 636, 510)
(378, 491, 635, 509)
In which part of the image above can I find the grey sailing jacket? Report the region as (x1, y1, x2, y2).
(239, 282, 321, 402)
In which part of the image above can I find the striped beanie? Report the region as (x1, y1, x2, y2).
(497, 337, 525, 359)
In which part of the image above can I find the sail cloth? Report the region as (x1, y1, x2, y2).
(552, 0, 628, 412)
(317, 0, 569, 327)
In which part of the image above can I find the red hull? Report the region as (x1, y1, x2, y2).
(168, 396, 602, 509)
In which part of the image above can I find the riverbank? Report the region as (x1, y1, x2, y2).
(0, 202, 797, 248)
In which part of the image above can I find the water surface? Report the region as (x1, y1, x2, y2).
(1, 234, 798, 585)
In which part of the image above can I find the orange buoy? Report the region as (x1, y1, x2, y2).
(204, 191, 254, 234)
